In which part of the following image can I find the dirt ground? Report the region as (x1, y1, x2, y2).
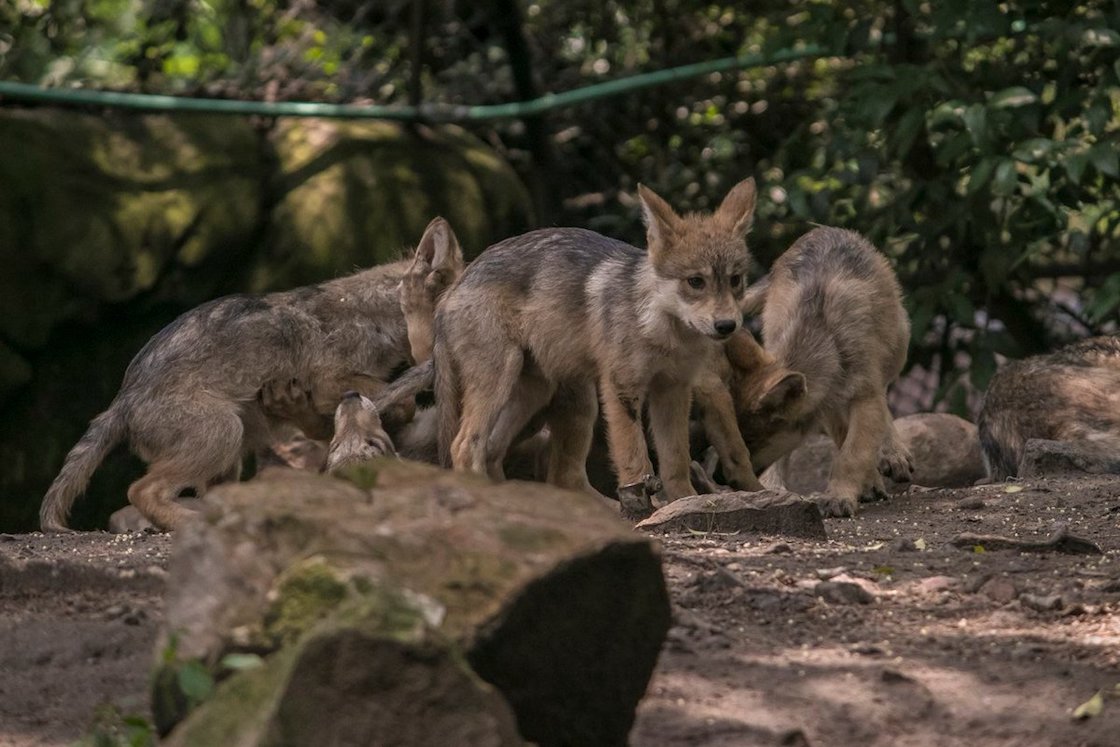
(2, 473, 1119, 747)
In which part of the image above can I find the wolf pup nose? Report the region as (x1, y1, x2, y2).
(713, 319, 739, 338)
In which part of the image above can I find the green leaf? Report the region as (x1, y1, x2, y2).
(989, 86, 1038, 108)
(968, 157, 997, 194)
(1082, 28, 1120, 47)
(1011, 138, 1054, 163)
(1065, 152, 1089, 184)
(1073, 690, 1104, 720)
(1089, 143, 1119, 177)
(946, 292, 975, 325)
(220, 653, 265, 671)
(176, 661, 214, 704)
(962, 104, 987, 146)
(992, 159, 1019, 195)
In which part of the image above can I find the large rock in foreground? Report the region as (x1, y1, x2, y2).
(157, 460, 670, 747)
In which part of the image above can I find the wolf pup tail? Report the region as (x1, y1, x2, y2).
(40, 404, 127, 532)
(434, 340, 461, 469)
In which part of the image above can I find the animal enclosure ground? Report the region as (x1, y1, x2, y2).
(2, 474, 1119, 747)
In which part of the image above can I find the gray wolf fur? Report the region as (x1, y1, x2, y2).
(737, 226, 913, 517)
(978, 335, 1120, 480)
(40, 217, 464, 532)
(434, 178, 759, 500)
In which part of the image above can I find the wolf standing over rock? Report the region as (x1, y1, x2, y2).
(740, 227, 913, 517)
(434, 178, 759, 502)
(978, 335, 1120, 480)
(40, 218, 464, 533)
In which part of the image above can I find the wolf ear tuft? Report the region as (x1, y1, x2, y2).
(414, 217, 465, 274)
(637, 184, 680, 259)
(759, 371, 807, 412)
(716, 177, 757, 238)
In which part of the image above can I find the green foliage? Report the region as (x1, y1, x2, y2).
(3, 0, 1119, 409)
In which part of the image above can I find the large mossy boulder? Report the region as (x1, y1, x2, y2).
(0, 106, 532, 532)
(156, 460, 670, 747)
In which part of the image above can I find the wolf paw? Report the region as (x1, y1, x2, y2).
(879, 445, 914, 483)
(690, 461, 731, 495)
(815, 493, 858, 518)
(859, 482, 891, 504)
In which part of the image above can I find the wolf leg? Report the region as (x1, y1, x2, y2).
(693, 376, 764, 491)
(545, 382, 601, 495)
(823, 396, 890, 517)
(452, 348, 523, 476)
(484, 373, 553, 481)
(599, 377, 654, 490)
(648, 381, 698, 501)
(129, 403, 244, 530)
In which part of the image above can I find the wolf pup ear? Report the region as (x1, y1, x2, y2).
(758, 371, 807, 413)
(637, 184, 680, 260)
(414, 217, 465, 275)
(716, 177, 757, 238)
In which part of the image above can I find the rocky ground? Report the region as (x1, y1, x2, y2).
(2, 473, 1119, 747)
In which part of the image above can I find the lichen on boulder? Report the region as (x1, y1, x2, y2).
(156, 460, 670, 746)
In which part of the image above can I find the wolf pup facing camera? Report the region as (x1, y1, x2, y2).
(978, 335, 1120, 480)
(739, 226, 913, 517)
(40, 217, 464, 533)
(434, 178, 759, 502)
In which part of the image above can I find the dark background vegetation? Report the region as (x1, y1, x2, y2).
(1, 0, 1118, 529)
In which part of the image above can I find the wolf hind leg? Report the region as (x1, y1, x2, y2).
(484, 373, 553, 481)
(545, 382, 601, 495)
(129, 405, 244, 530)
(451, 348, 523, 476)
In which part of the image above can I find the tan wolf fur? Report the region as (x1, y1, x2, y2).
(433, 178, 760, 501)
(978, 335, 1120, 480)
(39, 218, 464, 533)
(736, 226, 913, 517)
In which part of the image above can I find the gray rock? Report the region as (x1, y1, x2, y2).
(157, 460, 669, 747)
(1018, 438, 1120, 478)
(893, 413, 986, 488)
(636, 491, 827, 539)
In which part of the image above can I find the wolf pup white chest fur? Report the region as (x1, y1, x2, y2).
(39, 218, 464, 532)
(433, 179, 758, 502)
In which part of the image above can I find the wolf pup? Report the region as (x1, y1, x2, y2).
(737, 226, 913, 517)
(40, 218, 464, 533)
(978, 335, 1120, 480)
(433, 178, 759, 502)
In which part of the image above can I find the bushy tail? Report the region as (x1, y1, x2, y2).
(434, 341, 461, 468)
(373, 359, 436, 413)
(40, 404, 127, 532)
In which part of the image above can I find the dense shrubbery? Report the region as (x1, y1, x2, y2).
(3, 0, 1119, 406)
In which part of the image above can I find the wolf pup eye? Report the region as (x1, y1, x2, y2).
(729, 274, 742, 288)
(687, 276, 706, 290)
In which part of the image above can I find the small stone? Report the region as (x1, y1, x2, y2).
(815, 566, 848, 580)
(815, 580, 875, 605)
(849, 642, 887, 656)
(880, 668, 915, 684)
(915, 575, 957, 595)
(978, 576, 1019, 604)
(1020, 593, 1063, 612)
(635, 491, 827, 538)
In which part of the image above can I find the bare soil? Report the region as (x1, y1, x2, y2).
(3, 474, 1120, 747)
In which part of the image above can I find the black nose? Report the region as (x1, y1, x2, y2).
(342, 390, 361, 400)
(714, 319, 738, 337)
